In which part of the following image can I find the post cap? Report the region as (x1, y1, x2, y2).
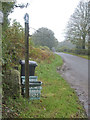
(24, 13, 29, 23)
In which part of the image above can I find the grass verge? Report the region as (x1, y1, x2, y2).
(63, 52, 89, 60)
(3, 54, 87, 118)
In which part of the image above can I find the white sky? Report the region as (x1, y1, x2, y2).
(9, 0, 80, 42)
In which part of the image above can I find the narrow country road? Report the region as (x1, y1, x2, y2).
(56, 52, 88, 116)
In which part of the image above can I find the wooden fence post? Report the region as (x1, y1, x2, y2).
(24, 13, 29, 99)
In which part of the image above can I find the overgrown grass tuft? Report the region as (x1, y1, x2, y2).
(2, 54, 87, 118)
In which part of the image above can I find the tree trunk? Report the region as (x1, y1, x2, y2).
(82, 36, 85, 49)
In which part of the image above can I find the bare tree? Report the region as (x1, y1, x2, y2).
(88, 1, 90, 50)
(65, 1, 88, 49)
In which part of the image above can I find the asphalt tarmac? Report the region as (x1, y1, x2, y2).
(56, 52, 89, 116)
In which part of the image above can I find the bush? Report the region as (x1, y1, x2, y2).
(39, 46, 50, 51)
(30, 46, 54, 63)
(74, 49, 88, 55)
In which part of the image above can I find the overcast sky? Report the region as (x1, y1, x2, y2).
(9, 0, 80, 42)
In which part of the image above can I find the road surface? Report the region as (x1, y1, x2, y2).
(56, 52, 88, 116)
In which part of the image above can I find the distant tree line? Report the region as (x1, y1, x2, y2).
(56, 41, 76, 52)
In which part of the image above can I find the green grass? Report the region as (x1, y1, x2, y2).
(63, 52, 89, 60)
(3, 54, 87, 118)
(77, 55, 89, 59)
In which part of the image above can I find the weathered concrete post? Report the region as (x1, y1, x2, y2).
(24, 13, 29, 99)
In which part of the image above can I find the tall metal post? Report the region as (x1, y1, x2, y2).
(24, 13, 29, 99)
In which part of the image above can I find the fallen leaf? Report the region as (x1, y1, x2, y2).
(40, 100, 42, 103)
(15, 113, 18, 116)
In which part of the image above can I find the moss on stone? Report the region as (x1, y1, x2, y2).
(3, 69, 21, 99)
